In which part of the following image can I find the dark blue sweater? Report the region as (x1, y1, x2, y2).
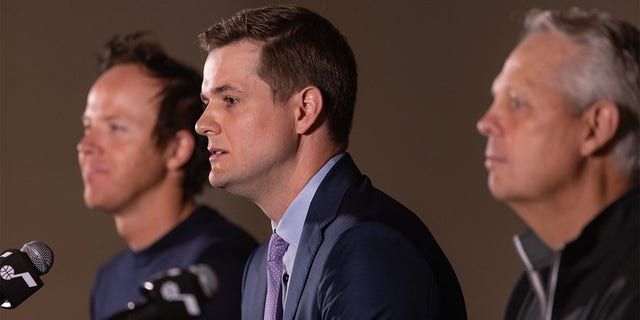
(91, 206, 257, 320)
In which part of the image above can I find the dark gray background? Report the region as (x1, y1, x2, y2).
(1, 0, 638, 319)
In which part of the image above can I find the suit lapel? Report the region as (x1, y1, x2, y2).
(282, 207, 323, 320)
(283, 154, 362, 320)
(242, 244, 268, 320)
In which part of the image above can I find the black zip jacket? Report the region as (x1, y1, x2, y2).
(504, 188, 639, 320)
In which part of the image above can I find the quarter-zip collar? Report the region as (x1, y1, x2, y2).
(512, 187, 639, 320)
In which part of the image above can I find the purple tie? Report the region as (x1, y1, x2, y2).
(264, 232, 289, 320)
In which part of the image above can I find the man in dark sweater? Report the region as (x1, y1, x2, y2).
(77, 32, 256, 320)
(477, 7, 639, 320)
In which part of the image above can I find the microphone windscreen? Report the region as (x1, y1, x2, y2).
(20, 241, 54, 275)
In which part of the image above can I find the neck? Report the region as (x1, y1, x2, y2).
(114, 199, 195, 251)
(255, 140, 345, 224)
(511, 165, 635, 250)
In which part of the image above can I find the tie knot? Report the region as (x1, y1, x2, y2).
(268, 233, 289, 262)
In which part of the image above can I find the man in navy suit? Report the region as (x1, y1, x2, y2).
(195, 5, 467, 319)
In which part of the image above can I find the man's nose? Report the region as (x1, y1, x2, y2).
(77, 131, 99, 155)
(195, 108, 222, 136)
(476, 106, 500, 137)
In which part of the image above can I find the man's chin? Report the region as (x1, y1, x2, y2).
(83, 194, 99, 209)
(83, 196, 114, 213)
(487, 184, 514, 202)
(208, 171, 229, 189)
(208, 178, 226, 189)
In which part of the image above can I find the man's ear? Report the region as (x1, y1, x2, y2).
(580, 100, 619, 156)
(294, 86, 323, 135)
(165, 129, 195, 170)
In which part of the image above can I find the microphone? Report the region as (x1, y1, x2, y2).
(108, 264, 218, 320)
(0, 240, 54, 309)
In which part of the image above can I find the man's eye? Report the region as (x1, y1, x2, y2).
(510, 96, 522, 108)
(224, 97, 239, 105)
(110, 124, 124, 132)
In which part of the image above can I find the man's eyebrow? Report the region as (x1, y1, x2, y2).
(214, 84, 245, 94)
(81, 114, 124, 122)
(490, 78, 510, 97)
(201, 84, 245, 101)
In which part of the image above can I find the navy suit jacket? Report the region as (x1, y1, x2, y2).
(241, 154, 467, 319)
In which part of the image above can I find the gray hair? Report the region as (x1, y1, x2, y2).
(523, 7, 639, 179)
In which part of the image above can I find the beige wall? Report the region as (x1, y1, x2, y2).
(1, 0, 637, 319)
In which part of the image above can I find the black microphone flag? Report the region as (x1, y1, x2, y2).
(0, 241, 54, 309)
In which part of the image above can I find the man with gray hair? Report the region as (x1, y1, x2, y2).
(477, 7, 639, 320)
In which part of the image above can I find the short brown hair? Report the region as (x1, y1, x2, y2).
(97, 32, 209, 202)
(199, 5, 358, 145)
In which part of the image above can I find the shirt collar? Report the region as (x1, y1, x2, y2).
(272, 153, 345, 247)
(513, 187, 640, 271)
(513, 229, 555, 272)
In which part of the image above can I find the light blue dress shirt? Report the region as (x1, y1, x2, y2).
(271, 153, 344, 306)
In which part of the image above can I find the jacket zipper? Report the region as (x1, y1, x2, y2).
(545, 250, 562, 320)
(513, 236, 563, 320)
